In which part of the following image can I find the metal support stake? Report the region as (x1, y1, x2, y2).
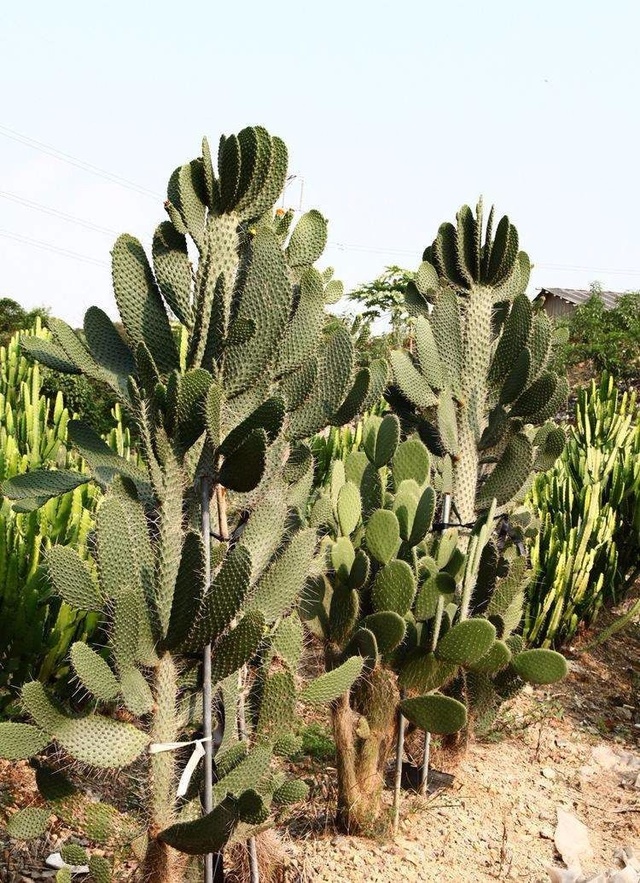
(201, 477, 214, 883)
(420, 492, 452, 797)
(392, 695, 406, 836)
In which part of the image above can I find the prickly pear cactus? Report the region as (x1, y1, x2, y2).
(0, 127, 368, 881)
(303, 398, 567, 832)
(389, 200, 568, 525)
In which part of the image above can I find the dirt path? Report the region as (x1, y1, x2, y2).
(2, 614, 638, 882)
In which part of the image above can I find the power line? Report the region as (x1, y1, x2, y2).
(0, 191, 119, 236)
(0, 229, 109, 267)
(0, 123, 162, 201)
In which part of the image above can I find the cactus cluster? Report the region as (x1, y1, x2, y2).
(526, 373, 640, 646)
(0, 319, 107, 706)
(0, 127, 371, 880)
(303, 412, 566, 832)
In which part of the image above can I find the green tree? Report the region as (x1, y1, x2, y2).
(0, 298, 49, 347)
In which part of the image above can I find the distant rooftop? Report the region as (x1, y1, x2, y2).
(534, 287, 622, 310)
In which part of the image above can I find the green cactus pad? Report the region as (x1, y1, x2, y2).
(0, 723, 48, 760)
(366, 509, 401, 565)
(163, 531, 206, 652)
(330, 536, 356, 582)
(363, 611, 406, 654)
(45, 546, 102, 611)
(499, 347, 531, 405)
(70, 643, 120, 702)
(272, 779, 309, 806)
(348, 627, 378, 670)
(6, 807, 50, 840)
(152, 220, 193, 327)
(363, 414, 400, 468)
(336, 481, 362, 537)
(286, 209, 328, 267)
(476, 433, 533, 508)
(408, 485, 436, 546)
(218, 428, 267, 493)
(1, 468, 89, 505)
(393, 438, 431, 489)
(60, 843, 88, 865)
(469, 640, 512, 675)
(88, 856, 112, 883)
(158, 797, 238, 855)
(329, 583, 359, 645)
(510, 372, 558, 419)
(511, 649, 567, 684)
(390, 350, 438, 410)
(236, 789, 270, 826)
(22, 681, 148, 768)
(19, 334, 81, 374)
(111, 233, 179, 374)
(257, 671, 296, 740)
(348, 549, 371, 590)
(250, 528, 317, 623)
(414, 573, 456, 620)
(213, 745, 272, 802)
(272, 615, 304, 671)
(400, 694, 467, 735)
(371, 560, 416, 616)
(392, 479, 420, 541)
(398, 651, 458, 692)
(210, 611, 265, 684)
(120, 667, 154, 716)
(489, 293, 532, 384)
(435, 619, 496, 665)
(190, 544, 252, 649)
(300, 656, 364, 705)
(414, 316, 444, 388)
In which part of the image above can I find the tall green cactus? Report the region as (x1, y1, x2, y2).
(0, 128, 368, 881)
(0, 320, 104, 707)
(303, 410, 565, 834)
(526, 373, 640, 647)
(389, 200, 568, 525)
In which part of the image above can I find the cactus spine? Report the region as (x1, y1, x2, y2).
(0, 128, 369, 881)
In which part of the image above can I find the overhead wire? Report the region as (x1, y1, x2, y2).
(2, 122, 640, 278)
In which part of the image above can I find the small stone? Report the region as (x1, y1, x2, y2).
(542, 767, 557, 780)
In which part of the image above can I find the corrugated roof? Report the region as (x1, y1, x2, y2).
(535, 288, 622, 310)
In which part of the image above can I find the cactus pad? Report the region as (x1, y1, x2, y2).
(435, 619, 496, 666)
(371, 560, 416, 616)
(0, 722, 49, 759)
(6, 807, 50, 840)
(511, 649, 567, 684)
(400, 694, 467, 735)
(365, 509, 401, 564)
(300, 656, 364, 705)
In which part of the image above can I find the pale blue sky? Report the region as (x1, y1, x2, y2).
(1, 0, 639, 325)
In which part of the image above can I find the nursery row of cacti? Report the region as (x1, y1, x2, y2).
(0, 128, 568, 882)
(526, 373, 640, 647)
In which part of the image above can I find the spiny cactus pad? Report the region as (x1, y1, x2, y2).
(400, 694, 467, 735)
(70, 643, 120, 702)
(0, 722, 49, 759)
(435, 619, 496, 666)
(46, 546, 102, 611)
(362, 611, 406, 654)
(300, 656, 364, 705)
(6, 807, 51, 840)
(22, 681, 148, 768)
(365, 509, 401, 564)
(272, 778, 310, 806)
(371, 560, 416, 616)
(158, 797, 238, 855)
(511, 649, 567, 684)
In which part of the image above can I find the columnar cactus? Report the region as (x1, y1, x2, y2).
(0, 128, 372, 881)
(0, 320, 103, 704)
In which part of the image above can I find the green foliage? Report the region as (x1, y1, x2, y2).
(0, 320, 108, 707)
(554, 286, 640, 382)
(526, 374, 640, 647)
